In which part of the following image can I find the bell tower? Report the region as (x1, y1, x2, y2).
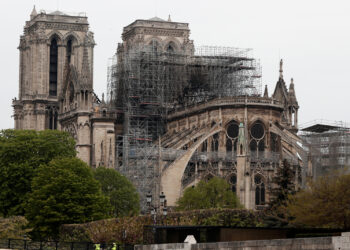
(13, 6, 94, 130)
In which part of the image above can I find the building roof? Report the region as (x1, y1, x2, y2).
(148, 16, 166, 22)
(301, 124, 345, 133)
(49, 10, 66, 15)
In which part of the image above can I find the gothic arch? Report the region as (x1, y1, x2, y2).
(249, 120, 266, 153)
(248, 119, 267, 133)
(254, 174, 266, 205)
(145, 37, 163, 46)
(161, 125, 223, 206)
(61, 64, 80, 98)
(62, 31, 81, 45)
(47, 31, 63, 45)
(163, 39, 180, 52)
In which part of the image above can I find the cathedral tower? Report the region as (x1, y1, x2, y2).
(13, 7, 95, 131)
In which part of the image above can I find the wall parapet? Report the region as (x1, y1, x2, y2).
(168, 97, 283, 120)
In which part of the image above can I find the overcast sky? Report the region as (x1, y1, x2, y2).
(1, 0, 349, 129)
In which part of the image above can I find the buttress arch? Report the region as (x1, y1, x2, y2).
(161, 124, 223, 206)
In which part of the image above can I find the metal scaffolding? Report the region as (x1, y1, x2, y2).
(106, 44, 262, 208)
(299, 120, 350, 179)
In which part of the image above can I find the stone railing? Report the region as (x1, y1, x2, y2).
(168, 96, 283, 120)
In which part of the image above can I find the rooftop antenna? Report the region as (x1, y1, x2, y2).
(56, 0, 59, 10)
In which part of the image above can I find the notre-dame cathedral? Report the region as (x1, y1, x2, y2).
(13, 7, 304, 210)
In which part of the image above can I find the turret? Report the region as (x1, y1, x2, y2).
(30, 5, 37, 20)
(263, 85, 269, 98)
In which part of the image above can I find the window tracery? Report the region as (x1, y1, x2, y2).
(254, 175, 265, 205)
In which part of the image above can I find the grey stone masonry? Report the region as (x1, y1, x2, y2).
(135, 232, 350, 250)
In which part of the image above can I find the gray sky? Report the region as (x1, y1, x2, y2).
(1, 0, 349, 129)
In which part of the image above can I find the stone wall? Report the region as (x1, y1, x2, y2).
(135, 232, 350, 250)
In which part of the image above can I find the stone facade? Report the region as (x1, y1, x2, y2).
(135, 232, 350, 250)
(13, 7, 115, 167)
(160, 73, 303, 208)
(13, 9, 303, 210)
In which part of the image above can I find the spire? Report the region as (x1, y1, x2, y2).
(30, 5, 37, 20)
(288, 78, 298, 105)
(168, 14, 172, 22)
(290, 77, 294, 89)
(263, 85, 269, 98)
(279, 59, 283, 79)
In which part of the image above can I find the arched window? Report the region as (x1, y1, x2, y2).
(49, 38, 58, 96)
(47, 107, 58, 130)
(254, 175, 265, 205)
(211, 133, 219, 152)
(166, 42, 176, 53)
(229, 175, 237, 193)
(226, 121, 239, 153)
(67, 39, 73, 63)
(250, 121, 265, 153)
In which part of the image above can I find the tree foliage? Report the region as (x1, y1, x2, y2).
(25, 158, 110, 239)
(264, 160, 297, 227)
(287, 171, 350, 229)
(269, 159, 296, 209)
(176, 177, 241, 211)
(0, 216, 31, 239)
(93, 167, 140, 217)
(60, 209, 264, 244)
(0, 129, 76, 216)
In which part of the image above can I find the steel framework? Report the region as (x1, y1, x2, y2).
(107, 44, 262, 207)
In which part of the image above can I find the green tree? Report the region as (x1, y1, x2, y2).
(269, 159, 297, 209)
(265, 160, 297, 227)
(25, 157, 110, 239)
(0, 129, 76, 217)
(94, 167, 140, 217)
(287, 171, 350, 229)
(176, 177, 241, 211)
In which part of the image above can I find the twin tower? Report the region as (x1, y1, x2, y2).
(13, 7, 302, 209)
(13, 7, 115, 167)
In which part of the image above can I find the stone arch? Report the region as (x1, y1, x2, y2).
(62, 31, 81, 45)
(181, 162, 196, 188)
(163, 39, 180, 52)
(145, 36, 163, 48)
(47, 31, 63, 45)
(248, 118, 267, 132)
(254, 174, 266, 205)
(249, 119, 266, 153)
(169, 125, 209, 150)
(161, 125, 223, 206)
